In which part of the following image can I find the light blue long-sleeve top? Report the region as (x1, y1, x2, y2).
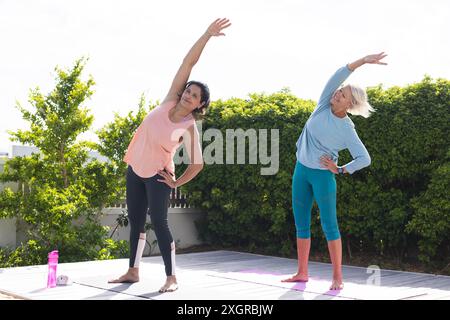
(295, 65, 371, 174)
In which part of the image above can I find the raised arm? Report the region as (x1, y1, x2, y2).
(314, 52, 387, 115)
(163, 18, 231, 103)
(347, 52, 388, 71)
(315, 65, 353, 113)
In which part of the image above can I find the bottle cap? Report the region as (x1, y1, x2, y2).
(48, 250, 59, 258)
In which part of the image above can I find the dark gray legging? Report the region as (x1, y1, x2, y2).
(126, 165, 174, 276)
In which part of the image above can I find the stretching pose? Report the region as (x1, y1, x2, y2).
(109, 18, 231, 293)
(283, 53, 387, 290)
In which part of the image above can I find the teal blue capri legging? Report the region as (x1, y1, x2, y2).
(292, 161, 341, 241)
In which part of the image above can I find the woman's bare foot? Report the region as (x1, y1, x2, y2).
(159, 275, 178, 293)
(329, 279, 344, 290)
(108, 268, 139, 283)
(281, 273, 309, 282)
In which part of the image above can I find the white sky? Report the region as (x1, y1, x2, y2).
(1, 0, 449, 153)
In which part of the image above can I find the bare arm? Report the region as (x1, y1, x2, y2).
(347, 52, 388, 71)
(163, 18, 231, 103)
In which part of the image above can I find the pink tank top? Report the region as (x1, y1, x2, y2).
(124, 100, 195, 178)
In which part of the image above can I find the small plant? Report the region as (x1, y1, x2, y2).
(110, 209, 159, 256)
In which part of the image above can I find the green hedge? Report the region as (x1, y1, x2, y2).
(182, 78, 450, 266)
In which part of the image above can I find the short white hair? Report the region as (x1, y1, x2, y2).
(348, 84, 375, 118)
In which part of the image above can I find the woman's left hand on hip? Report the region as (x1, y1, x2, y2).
(320, 155, 338, 174)
(157, 170, 177, 188)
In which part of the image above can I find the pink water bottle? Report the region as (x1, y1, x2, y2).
(47, 250, 58, 288)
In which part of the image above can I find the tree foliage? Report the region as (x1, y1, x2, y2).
(0, 58, 128, 266)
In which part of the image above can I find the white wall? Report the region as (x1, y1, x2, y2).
(0, 207, 206, 255)
(11, 145, 40, 157)
(0, 218, 16, 249)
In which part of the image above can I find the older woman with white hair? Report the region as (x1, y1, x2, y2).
(283, 53, 387, 290)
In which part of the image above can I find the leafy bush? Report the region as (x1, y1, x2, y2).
(183, 90, 315, 256)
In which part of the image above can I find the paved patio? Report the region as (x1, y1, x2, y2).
(0, 250, 449, 300)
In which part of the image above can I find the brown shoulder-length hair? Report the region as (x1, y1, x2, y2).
(179, 81, 210, 120)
